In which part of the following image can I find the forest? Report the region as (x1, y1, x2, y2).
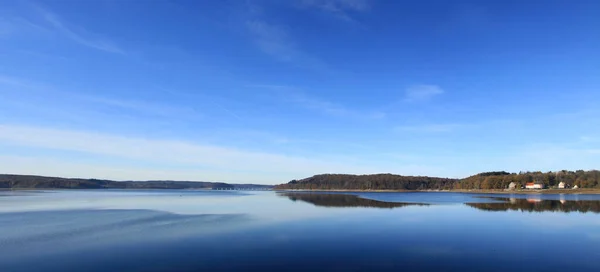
(274, 173, 458, 190)
(457, 170, 600, 190)
(274, 170, 600, 190)
(0, 174, 272, 190)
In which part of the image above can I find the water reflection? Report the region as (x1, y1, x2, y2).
(2, 190, 600, 271)
(467, 197, 600, 213)
(280, 192, 428, 208)
(279, 192, 600, 213)
(0, 209, 251, 260)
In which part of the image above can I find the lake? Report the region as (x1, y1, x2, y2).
(1, 190, 600, 271)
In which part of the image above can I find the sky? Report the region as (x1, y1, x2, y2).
(0, 0, 599, 184)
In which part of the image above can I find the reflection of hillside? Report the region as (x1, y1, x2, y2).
(467, 197, 600, 213)
(279, 193, 428, 209)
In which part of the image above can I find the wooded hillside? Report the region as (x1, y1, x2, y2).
(456, 170, 600, 189)
(274, 173, 457, 190)
(274, 170, 600, 190)
(0, 174, 272, 190)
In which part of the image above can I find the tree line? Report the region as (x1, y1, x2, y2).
(457, 170, 600, 190)
(275, 173, 457, 190)
(274, 170, 600, 190)
(0, 174, 272, 190)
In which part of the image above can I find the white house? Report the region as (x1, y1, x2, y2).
(508, 182, 517, 190)
(525, 182, 544, 189)
(558, 182, 566, 189)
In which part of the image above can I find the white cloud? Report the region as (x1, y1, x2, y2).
(250, 84, 384, 119)
(0, 74, 201, 120)
(0, 16, 48, 38)
(79, 95, 202, 119)
(288, 92, 350, 116)
(580, 136, 600, 143)
(404, 85, 444, 102)
(246, 20, 329, 72)
(0, 124, 388, 184)
(291, 93, 385, 119)
(0, 18, 14, 37)
(395, 123, 464, 133)
(298, 0, 370, 22)
(0, 75, 37, 88)
(31, 4, 125, 54)
(498, 145, 600, 173)
(246, 20, 291, 60)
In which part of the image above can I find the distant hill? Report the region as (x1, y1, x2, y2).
(274, 173, 458, 190)
(274, 170, 600, 191)
(0, 174, 272, 190)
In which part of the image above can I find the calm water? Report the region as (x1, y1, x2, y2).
(2, 190, 600, 272)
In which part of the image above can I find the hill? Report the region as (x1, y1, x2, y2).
(0, 174, 272, 190)
(274, 173, 458, 190)
(456, 170, 600, 190)
(274, 170, 600, 191)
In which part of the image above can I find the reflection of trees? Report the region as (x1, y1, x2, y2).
(279, 193, 427, 209)
(466, 197, 600, 213)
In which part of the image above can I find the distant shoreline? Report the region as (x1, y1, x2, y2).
(0, 188, 216, 191)
(4, 188, 600, 195)
(274, 189, 600, 194)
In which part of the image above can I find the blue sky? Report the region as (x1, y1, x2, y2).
(1, 0, 599, 184)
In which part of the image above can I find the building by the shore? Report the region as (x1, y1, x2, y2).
(525, 182, 544, 189)
(508, 182, 517, 190)
(558, 182, 567, 189)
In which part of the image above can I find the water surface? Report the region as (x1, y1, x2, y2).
(2, 190, 600, 271)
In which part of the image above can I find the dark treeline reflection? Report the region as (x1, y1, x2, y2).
(280, 192, 427, 209)
(467, 197, 600, 213)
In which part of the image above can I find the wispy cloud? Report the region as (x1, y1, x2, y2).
(0, 75, 27, 87)
(250, 84, 384, 119)
(290, 92, 385, 119)
(0, 124, 387, 183)
(288, 92, 351, 116)
(580, 136, 600, 143)
(395, 123, 465, 133)
(244, 83, 294, 90)
(30, 4, 125, 54)
(0, 16, 48, 38)
(0, 74, 202, 121)
(0, 18, 17, 37)
(503, 144, 600, 172)
(246, 20, 293, 61)
(404, 85, 444, 102)
(297, 0, 370, 23)
(0, 74, 48, 89)
(80, 95, 201, 119)
(246, 19, 329, 72)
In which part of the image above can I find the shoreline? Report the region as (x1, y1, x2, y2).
(4, 188, 600, 195)
(274, 189, 600, 194)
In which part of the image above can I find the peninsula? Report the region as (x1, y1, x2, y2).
(274, 170, 600, 193)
